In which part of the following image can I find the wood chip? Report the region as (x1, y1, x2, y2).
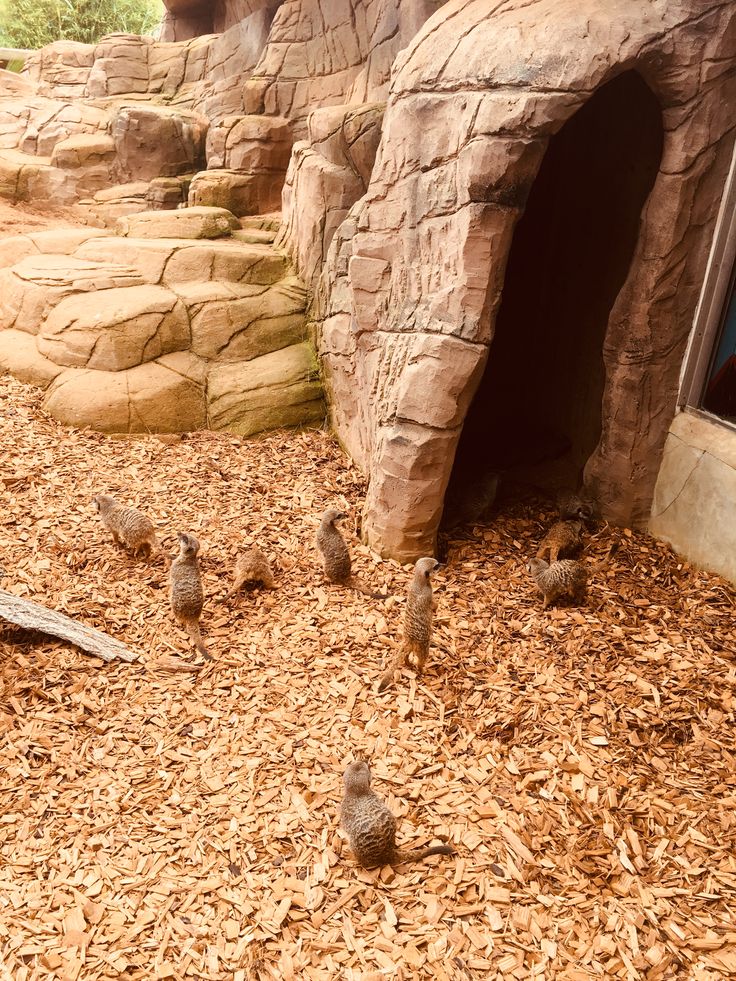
(0, 370, 734, 979)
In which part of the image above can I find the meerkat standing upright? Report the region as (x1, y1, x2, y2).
(92, 494, 161, 560)
(315, 508, 385, 598)
(340, 760, 454, 868)
(316, 509, 352, 583)
(378, 557, 439, 692)
(169, 532, 207, 658)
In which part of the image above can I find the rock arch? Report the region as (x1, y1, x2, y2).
(448, 69, 664, 500)
(315, 0, 736, 561)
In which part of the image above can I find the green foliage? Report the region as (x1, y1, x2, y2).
(0, 0, 162, 49)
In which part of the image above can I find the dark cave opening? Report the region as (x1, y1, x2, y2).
(444, 70, 664, 525)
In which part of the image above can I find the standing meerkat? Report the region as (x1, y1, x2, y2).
(528, 542, 618, 610)
(315, 508, 352, 583)
(340, 760, 454, 868)
(92, 494, 160, 560)
(227, 546, 275, 598)
(537, 519, 583, 564)
(169, 532, 207, 657)
(315, 508, 385, 598)
(378, 557, 439, 692)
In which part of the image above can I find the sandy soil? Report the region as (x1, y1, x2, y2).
(0, 198, 83, 237)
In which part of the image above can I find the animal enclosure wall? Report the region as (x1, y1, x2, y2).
(314, 0, 736, 561)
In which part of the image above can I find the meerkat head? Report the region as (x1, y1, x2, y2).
(414, 557, 439, 580)
(322, 508, 348, 527)
(177, 532, 200, 558)
(527, 558, 548, 576)
(92, 494, 114, 513)
(343, 760, 372, 794)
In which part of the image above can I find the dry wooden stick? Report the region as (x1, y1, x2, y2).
(0, 588, 137, 662)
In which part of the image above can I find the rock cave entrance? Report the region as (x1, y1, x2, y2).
(445, 70, 663, 520)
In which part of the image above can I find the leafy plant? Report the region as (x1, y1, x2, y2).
(0, 0, 163, 49)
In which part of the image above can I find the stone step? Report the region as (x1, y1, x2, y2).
(175, 276, 307, 361)
(37, 284, 190, 371)
(0, 227, 111, 270)
(233, 228, 277, 245)
(115, 205, 239, 240)
(0, 254, 146, 334)
(74, 235, 290, 286)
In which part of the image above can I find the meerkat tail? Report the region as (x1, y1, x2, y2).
(377, 650, 404, 692)
(353, 579, 389, 600)
(393, 843, 454, 864)
(591, 540, 620, 574)
(185, 622, 209, 659)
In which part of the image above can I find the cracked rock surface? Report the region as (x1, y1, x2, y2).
(0, 208, 324, 435)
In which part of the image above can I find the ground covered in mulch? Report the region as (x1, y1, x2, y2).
(0, 372, 735, 981)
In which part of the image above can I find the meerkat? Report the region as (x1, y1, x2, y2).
(169, 532, 207, 658)
(227, 546, 275, 598)
(537, 519, 583, 563)
(378, 557, 438, 692)
(528, 542, 618, 610)
(340, 760, 454, 868)
(315, 508, 385, 598)
(92, 494, 160, 560)
(556, 488, 595, 523)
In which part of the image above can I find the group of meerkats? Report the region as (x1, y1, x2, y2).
(91, 486, 615, 868)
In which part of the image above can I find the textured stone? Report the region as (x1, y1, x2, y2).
(43, 351, 207, 433)
(162, 240, 287, 285)
(75, 236, 289, 286)
(38, 285, 190, 370)
(0, 228, 110, 270)
(115, 207, 240, 240)
(208, 341, 324, 435)
(0, 255, 146, 334)
(146, 175, 192, 211)
(50, 133, 115, 169)
(188, 169, 273, 217)
(111, 104, 208, 182)
(0, 329, 63, 388)
(178, 276, 306, 359)
(279, 102, 384, 291)
(313, 0, 736, 560)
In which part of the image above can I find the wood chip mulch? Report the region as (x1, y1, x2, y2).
(0, 373, 735, 981)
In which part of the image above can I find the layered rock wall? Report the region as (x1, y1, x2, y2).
(313, 0, 736, 559)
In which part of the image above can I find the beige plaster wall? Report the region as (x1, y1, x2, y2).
(649, 410, 736, 584)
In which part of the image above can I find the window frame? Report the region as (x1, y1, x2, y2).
(680, 142, 736, 423)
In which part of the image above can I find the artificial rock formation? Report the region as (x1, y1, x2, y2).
(1, 0, 735, 563)
(309, 0, 736, 559)
(0, 211, 323, 435)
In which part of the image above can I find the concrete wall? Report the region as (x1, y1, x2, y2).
(649, 410, 736, 583)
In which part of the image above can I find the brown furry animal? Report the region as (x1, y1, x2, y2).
(378, 557, 438, 692)
(556, 488, 595, 523)
(537, 520, 583, 563)
(315, 508, 352, 583)
(340, 760, 454, 867)
(528, 542, 618, 610)
(227, 547, 275, 598)
(315, 508, 385, 598)
(93, 494, 160, 559)
(169, 532, 207, 657)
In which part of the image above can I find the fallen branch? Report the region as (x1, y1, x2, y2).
(0, 589, 137, 662)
